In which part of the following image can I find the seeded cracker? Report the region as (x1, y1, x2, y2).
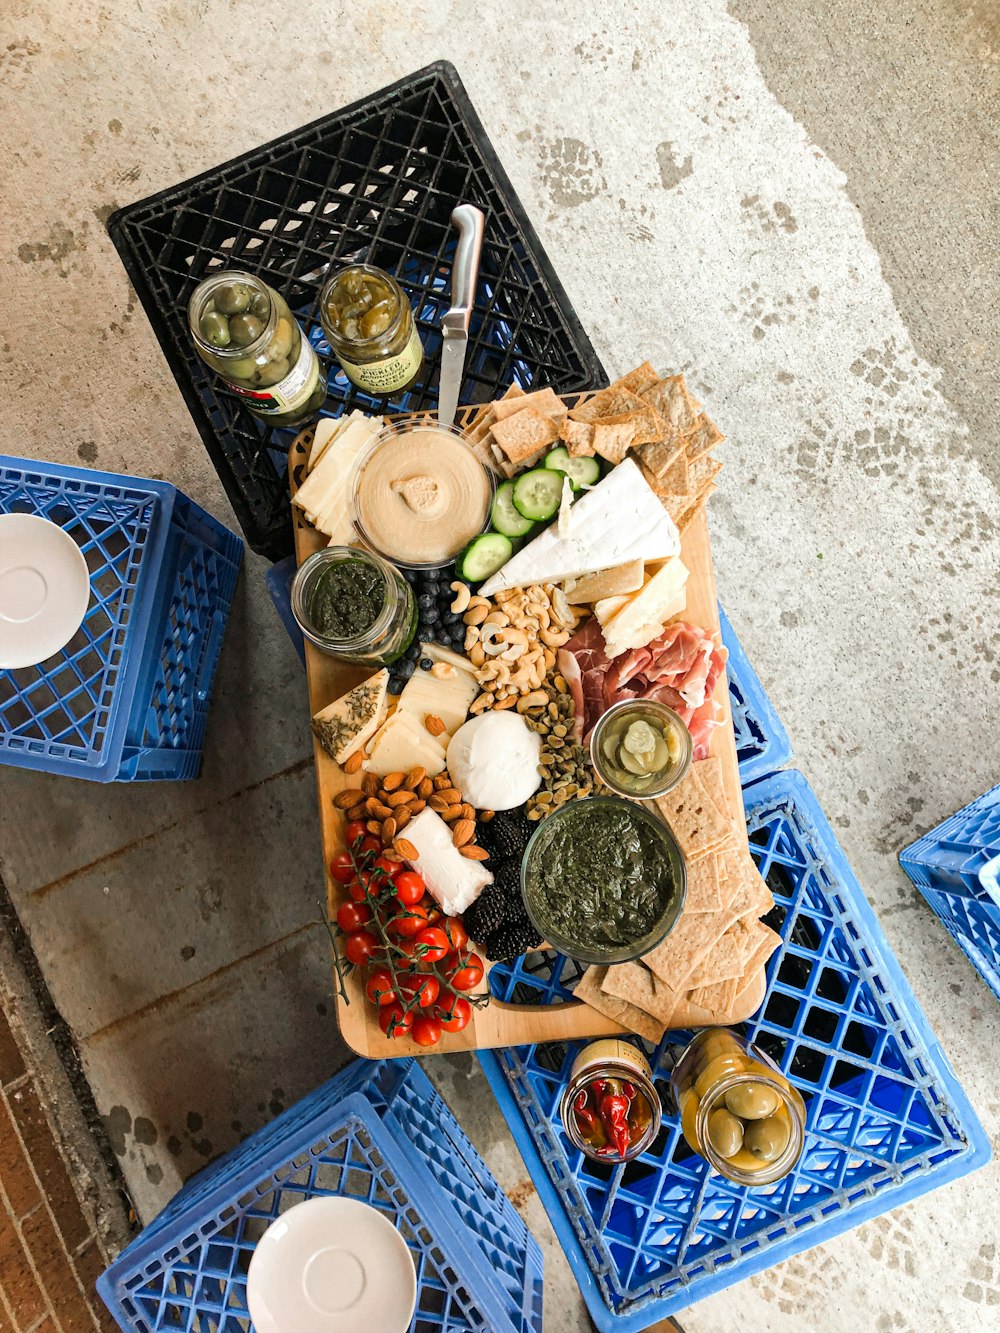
(654, 761, 732, 860)
(683, 853, 727, 913)
(492, 386, 565, 422)
(688, 974, 738, 1012)
(591, 419, 638, 464)
(491, 409, 560, 464)
(561, 418, 597, 457)
(637, 436, 686, 482)
(641, 374, 701, 438)
(687, 928, 744, 987)
(574, 965, 667, 1042)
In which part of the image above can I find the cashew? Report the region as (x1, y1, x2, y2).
(449, 581, 471, 614)
(540, 625, 569, 648)
(464, 625, 481, 649)
(478, 661, 508, 684)
(483, 608, 510, 627)
(510, 665, 534, 690)
(469, 691, 494, 714)
(480, 623, 509, 655)
(469, 643, 486, 667)
(503, 628, 529, 649)
(464, 603, 489, 626)
(499, 642, 527, 663)
(493, 693, 517, 710)
(517, 689, 549, 712)
(542, 646, 556, 671)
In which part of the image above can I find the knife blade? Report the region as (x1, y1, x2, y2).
(438, 204, 485, 428)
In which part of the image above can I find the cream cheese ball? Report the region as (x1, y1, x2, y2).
(446, 712, 542, 811)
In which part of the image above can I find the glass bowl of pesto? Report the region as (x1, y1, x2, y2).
(590, 699, 693, 799)
(521, 797, 687, 965)
(290, 546, 417, 667)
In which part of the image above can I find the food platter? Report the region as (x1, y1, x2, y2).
(290, 384, 768, 1059)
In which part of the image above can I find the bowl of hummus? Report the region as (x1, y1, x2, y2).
(349, 420, 493, 569)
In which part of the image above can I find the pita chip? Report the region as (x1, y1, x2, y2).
(574, 966, 667, 1043)
(491, 409, 560, 464)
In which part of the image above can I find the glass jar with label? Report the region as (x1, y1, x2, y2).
(319, 264, 423, 398)
(290, 547, 417, 667)
(188, 271, 325, 426)
(559, 1040, 662, 1164)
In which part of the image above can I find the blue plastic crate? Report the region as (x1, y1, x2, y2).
(719, 605, 791, 784)
(98, 1058, 543, 1333)
(480, 769, 989, 1331)
(899, 782, 1000, 1002)
(0, 456, 242, 781)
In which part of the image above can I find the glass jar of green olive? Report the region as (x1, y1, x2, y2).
(319, 264, 423, 397)
(188, 271, 325, 426)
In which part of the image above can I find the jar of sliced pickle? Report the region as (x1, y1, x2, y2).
(188, 271, 325, 426)
(319, 264, 423, 397)
(670, 1029, 806, 1186)
(590, 699, 692, 799)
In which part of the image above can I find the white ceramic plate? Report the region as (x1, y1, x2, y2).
(246, 1196, 417, 1333)
(0, 513, 91, 669)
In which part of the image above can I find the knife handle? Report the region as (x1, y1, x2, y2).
(448, 204, 485, 331)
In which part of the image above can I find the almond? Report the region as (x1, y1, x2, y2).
(459, 803, 475, 821)
(334, 788, 365, 810)
(459, 844, 490, 861)
(479, 809, 496, 823)
(382, 849, 404, 862)
(428, 794, 449, 812)
(366, 819, 382, 836)
(410, 799, 426, 814)
(343, 751, 364, 775)
(442, 803, 464, 821)
(406, 766, 427, 789)
(381, 816, 397, 844)
(382, 771, 405, 792)
(437, 787, 462, 805)
(433, 775, 451, 791)
(417, 777, 434, 799)
(394, 806, 412, 830)
(361, 772, 380, 798)
(387, 789, 414, 807)
(394, 837, 419, 860)
(452, 818, 475, 848)
(347, 803, 367, 822)
(366, 798, 393, 819)
(424, 713, 446, 737)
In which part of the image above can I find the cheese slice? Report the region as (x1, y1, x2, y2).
(564, 559, 645, 603)
(310, 670, 389, 763)
(365, 710, 447, 777)
(308, 416, 344, 471)
(402, 808, 492, 916)
(396, 663, 479, 737)
(419, 641, 479, 678)
(594, 594, 631, 627)
(293, 415, 382, 521)
(479, 459, 679, 596)
(600, 558, 690, 656)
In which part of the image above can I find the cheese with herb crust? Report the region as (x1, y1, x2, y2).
(310, 670, 389, 764)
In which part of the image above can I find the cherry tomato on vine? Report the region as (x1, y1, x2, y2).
(373, 855, 399, 880)
(392, 870, 425, 907)
(412, 926, 450, 964)
(347, 876, 369, 902)
(411, 1015, 442, 1047)
(364, 966, 397, 1007)
(336, 901, 372, 933)
(437, 997, 472, 1032)
(344, 930, 380, 967)
(395, 938, 428, 971)
(378, 1001, 413, 1038)
(358, 836, 382, 858)
(399, 973, 439, 1009)
(441, 918, 469, 954)
(344, 820, 367, 846)
(329, 851, 355, 884)
(449, 952, 485, 991)
(389, 901, 431, 938)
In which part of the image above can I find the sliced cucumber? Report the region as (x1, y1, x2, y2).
(544, 445, 601, 490)
(491, 480, 535, 537)
(512, 467, 564, 521)
(459, 532, 513, 584)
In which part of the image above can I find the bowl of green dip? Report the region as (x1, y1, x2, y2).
(521, 797, 687, 965)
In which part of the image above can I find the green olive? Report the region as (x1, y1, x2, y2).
(249, 289, 271, 319)
(359, 301, 395, 339)
(724, 1081, 782, 1120)
(214, 282, 252, 315)
(267, 316, 294, 361)
(255, 358, 289, 388)
(228, 314, 265, 348)
(743, 1113, 790, 1162)
(706, 1108, 744, 1159)
(225, 355, 259, 383)
(199, 309, 231, 347)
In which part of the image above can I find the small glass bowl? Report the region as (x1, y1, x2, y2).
(590, 699, 693, 799)
(348, 419, 494, 570)
(521, 796, 687, 965)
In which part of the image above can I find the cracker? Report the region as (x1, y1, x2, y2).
(601, 961, 679, 1023)
(687, 974, 738, 1013)
(574, 965, 667, 1043)
(591, 418, 637, 464)
(570, 390, 663, 445)
(655, 762, 732, 859)
(644, 902, 740, 991)
(677, 490, 716, 533)
(467, 405, 495, 441)
(683, 413, 725, 461)
(561, 418, 596, 457)
(739, 922, 782, 977)
(637, 437, 685, 481)
(689, 454, 724, 494)
(492, 385, 564, 422)
(657, 492, 690, 525)
(642, 374, 701, 437)
(682, 853, 726, 914)
(687, 927, 744, 986)
(693, 755, 727, 817)
(657, 451, 689, 494)
(615, 361, 661, 396)
(722, 848, 774, 919)
(491, 409, 560, 463)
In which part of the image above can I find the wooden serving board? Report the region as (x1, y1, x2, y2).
(290, 402, 764, 1058)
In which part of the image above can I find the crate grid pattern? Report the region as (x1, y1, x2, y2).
(899, 782, 1000, 1002)
(718, 605, 791, 784)
(108, 62, 606, 557)
(0, 456, 242, 782)
(98, 1061, 543, 1333)
(481, 769, 988, 1330)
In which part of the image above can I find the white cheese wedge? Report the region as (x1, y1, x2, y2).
(594, 594, 631, 627)
(403, 808, 492, 916)
(364, 710, 447, 777)
(600, 558, 690, 656)
(310, 669, 389, 764)
(293, 415, 382, 524)
(564, 559, 645, 603)
(396, 663, 479, 737)
(479, 459, 679, 596)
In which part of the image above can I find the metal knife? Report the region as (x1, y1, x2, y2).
(438, 204, 485, 428)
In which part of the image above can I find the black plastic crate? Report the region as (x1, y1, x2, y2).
(108, 61, 606, 559)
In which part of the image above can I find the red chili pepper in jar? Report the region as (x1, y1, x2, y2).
(621, 1081, 637, 1100)
(598, 1088, 632, 1159)
(573, 1089, 597, 1134)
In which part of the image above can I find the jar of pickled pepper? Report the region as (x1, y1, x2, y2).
(670, 1029, 806, 1186)
(559, 1040, 661, 1164)
(319, 264, 423, 398)
(188, 271, 325, 427)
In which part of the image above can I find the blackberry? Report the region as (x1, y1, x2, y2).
(494, 860, 523, 900)
(464, 885, 521, 941)
(481, 919, 543, 962)
(483, 811, 529, 862)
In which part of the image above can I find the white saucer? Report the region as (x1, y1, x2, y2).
(0, 513, 91, 669)
(246, 1197, 417, 1333)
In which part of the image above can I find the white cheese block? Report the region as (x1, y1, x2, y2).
(594, 594, 631, 627)
(293, 415, 382, 522)
(311, 669, 389, 764)
(600, 558, 690, 656)
(479, 459, 680, 596)
(564, 559, 645, 603)
(364, 710, 447, 777)
(397, 663, 479, 737)
(403, 808, 492, 916)
(419, 641, 479, 678)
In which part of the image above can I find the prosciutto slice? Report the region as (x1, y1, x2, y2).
(560, 618, 728, 760)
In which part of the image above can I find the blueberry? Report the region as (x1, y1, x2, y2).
(423, 578, 440, 595)
(443, 609, 462, 626)
(417, 592, 435, 611)
(449, 624, 466, 647)
(404, 641, 421, 661)
(398, 658, 416, 679)
(388, 674, 405, 693)
(403, 569, 418, 585)
(420, 657, 433, 671)
(421, 605, 440, 626)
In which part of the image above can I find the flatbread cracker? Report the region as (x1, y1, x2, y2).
(591, 419, 637, 464)
(684, 853, 727, 914)
(722, 848, 774, 919)
(657, 492, 690, 525)
(492, 386, 564, 421)
(561, 419, 596, 457)
(642, 375, 701, 437)
(655, 763, 732, 859)
(574, 966, 667, 1043)
(687, 928, 744, 987)
(637, 437, 685, 481)
(687, 974, 738, 1013)
(657, 451, 689, 494)
(615, 361, 661, 396)
(570, 390, 662, 445)
(683, 413, 725, 461)
(689, 454, 724, 493)
(644, 903, 740, 992)
(739, 922, 782, 978)
(491, 409, 560, 463)
(601, 961, 678, 1022)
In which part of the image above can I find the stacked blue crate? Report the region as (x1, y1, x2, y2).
(900, 782, 1000, 1002)
(0, 455, 242, 781)
(480, 770, 989, 1331)
(98, 1058, 543, 1333)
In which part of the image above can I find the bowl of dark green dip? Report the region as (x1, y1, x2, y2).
(521, 797, 686, 964)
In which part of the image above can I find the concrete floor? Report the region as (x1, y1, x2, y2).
(1, 1, 998, 1329)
